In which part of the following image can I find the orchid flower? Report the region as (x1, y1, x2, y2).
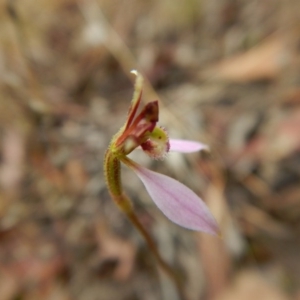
(104, 71, 219, 235)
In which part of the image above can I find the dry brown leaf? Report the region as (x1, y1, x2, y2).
(0, 269, 19, 300)
(237, 203, 292, 238)
(197, 181, 232, 299)
(95, 221, 137, 281)
(0, 128, 25, 193)
(8, 254, 64, 285)
(202, 35, 290, 82)
(265, 109, 300, 161)
(64, 159, 88, 194)
(215, 270, 290, 300)
(230, 108, 300, 170)
(31, 152, 66, 191)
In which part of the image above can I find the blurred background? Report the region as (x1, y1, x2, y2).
(0, 0, 300, 299)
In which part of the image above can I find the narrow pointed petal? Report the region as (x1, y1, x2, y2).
(122, 158, 219, 234)
(124, 70, 144, 130)
(169, 139, 209, 153)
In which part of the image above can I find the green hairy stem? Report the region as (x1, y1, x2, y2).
(103, 148, 187, 300)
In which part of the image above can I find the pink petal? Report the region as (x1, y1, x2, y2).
(122, 158, 219, 234)
(169, 139, 209, 153)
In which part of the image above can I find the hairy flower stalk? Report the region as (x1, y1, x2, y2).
(104, 71, 219, 299)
